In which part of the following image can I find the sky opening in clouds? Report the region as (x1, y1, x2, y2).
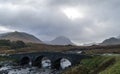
(61, 7, 85, 20)
(0, 0, 120, 45)
(0, 25, 15, 33)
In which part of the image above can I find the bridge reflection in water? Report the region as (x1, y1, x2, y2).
(10, 52, 89, 70)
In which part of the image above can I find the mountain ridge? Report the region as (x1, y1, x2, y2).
(0, 31, 42, 43)
(100, 37, 120, 45)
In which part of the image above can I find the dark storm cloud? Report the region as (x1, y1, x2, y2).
(0, 0, 120, 44)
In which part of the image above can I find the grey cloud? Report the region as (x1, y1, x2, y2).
(0, 0, 120, 44)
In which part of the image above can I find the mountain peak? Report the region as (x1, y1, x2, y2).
(0, 31, 42, 43)
(54, 36, 71, 41)
(100, 37, 120, 45)
(45, 36, 74, 45)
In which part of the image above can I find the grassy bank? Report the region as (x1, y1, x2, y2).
(100, 56, 120, 74)
(63, 55, 116, 74)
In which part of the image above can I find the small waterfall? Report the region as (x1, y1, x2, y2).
(29, 61, 32, 66)
(60, 58, 71, 69)
(41, 58, 51, 69)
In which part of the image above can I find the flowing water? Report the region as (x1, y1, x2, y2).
(0, 58, 71, 74)
(0, 66, 60, 74)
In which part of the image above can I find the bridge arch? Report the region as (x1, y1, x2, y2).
(20, 56, 31, 66)
(53, 57, 72, 70)
(33, 56, 51, 68)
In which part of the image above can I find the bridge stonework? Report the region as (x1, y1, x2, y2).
(10, 52, 90, 69)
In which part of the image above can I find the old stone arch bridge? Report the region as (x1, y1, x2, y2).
(9, 52, 90, 69)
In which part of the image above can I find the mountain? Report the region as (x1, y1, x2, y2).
(45, 36, 74, 45)
(100, 37, 120, 45)
(0, 31, 42, 43)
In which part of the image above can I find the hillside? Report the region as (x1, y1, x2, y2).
(101, 37, 120, 45)
(0, 31, 42, 43)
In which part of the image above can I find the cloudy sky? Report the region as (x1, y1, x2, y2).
(0, 0, 120, 45)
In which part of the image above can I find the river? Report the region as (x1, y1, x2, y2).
(0, 58, 71, 74)
(0, 66, 61, 74)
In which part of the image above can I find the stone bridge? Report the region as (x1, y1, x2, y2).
(9, 52, 90, 69)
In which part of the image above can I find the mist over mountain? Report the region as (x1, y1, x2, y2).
(0, 31, 42, 43)
(44, 36, 74, 45)
(83, 42, 99, 46)
(117, 35, 120, 39)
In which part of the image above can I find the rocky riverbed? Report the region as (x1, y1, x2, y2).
(0, 55, 71, 74)
(0, 66, 61, 74)
(0, 62, 61, 74)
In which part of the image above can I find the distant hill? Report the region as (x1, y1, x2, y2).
(100, 37, 120, 45)
(44, 36, 74, 45)
(0, 31, 42, 43)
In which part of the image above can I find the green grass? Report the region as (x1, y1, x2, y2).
(81, 56, 115, 73)
(62, 65, 89, 74)
(100, 57, 120, 74)
(63, 56, 115, 74)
